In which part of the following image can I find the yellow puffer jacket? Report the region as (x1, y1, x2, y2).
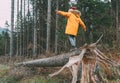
(57, 11, 86, 36)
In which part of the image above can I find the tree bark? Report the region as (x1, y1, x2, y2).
(16, 0, 19, 56)
(33, 0, 37, 56)
(19, 0, 23, 56)
(116, 0, 120, 44)
(46, 0, 51, 53)
(55, 0, 59, 54)
(16, 49, 81, 67)
(10, 0, 14, 57)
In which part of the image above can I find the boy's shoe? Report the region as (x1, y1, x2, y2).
(70, 47, 77, 52)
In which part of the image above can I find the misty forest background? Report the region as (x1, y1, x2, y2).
(0, 0, 120, 57)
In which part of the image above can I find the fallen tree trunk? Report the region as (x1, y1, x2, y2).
(16, 49, 81, 67)
(15, 35, 120, 83)
(16, 35, 103, 67)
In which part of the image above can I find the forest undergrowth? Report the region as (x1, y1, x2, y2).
(0, 47, 120, 83)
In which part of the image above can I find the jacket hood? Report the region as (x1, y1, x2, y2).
(68, 9, 81, 17)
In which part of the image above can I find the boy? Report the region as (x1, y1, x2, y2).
(56, 7, 86, 51)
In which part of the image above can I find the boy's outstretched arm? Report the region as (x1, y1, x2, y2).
(79, 18, 86, 31)
(55, 10, 70, 17)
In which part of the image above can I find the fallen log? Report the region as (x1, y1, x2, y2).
(15, 35, 120, 83)
(16, 35, 103, 67)
(16, 49, 81, 67)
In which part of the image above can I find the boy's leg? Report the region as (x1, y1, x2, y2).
(68, 35, 76, 47)
(68, 35, 77, 51)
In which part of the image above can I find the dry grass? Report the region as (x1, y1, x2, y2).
(0, 48, 120, 83)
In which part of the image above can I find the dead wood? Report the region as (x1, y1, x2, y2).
(16, 49, 81, 67)
(15, 35, 120, 83)
(48, 35, 120, 83)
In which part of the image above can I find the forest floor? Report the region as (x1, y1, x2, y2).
(0, 47, 120, 83)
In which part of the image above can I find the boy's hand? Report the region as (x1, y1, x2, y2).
(84, 28, 86, 32)
(55, 10, 59, 14)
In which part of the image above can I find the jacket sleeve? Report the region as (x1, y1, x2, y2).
(79, 18, 86, 31)
(57, 11, 71, 17)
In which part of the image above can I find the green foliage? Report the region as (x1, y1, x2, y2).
(0, 31, 10, 56)
(76, 0, 113, 44)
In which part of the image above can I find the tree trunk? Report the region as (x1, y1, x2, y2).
(33, 0, 37, 56)
(16, 0, 19, 56)
(81, 53, 97, 83)
(10, 0, 14, 57)
(116, 0, 120, 44)
(16, 35, 103, 67)
(55, 0, 59, 54)
(20, 0, 23, 56)
(23, 0, 26, 56)
(46, 0, 51, 53)
(16, 50, 81, 67)
(27, 0, 30, 56)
